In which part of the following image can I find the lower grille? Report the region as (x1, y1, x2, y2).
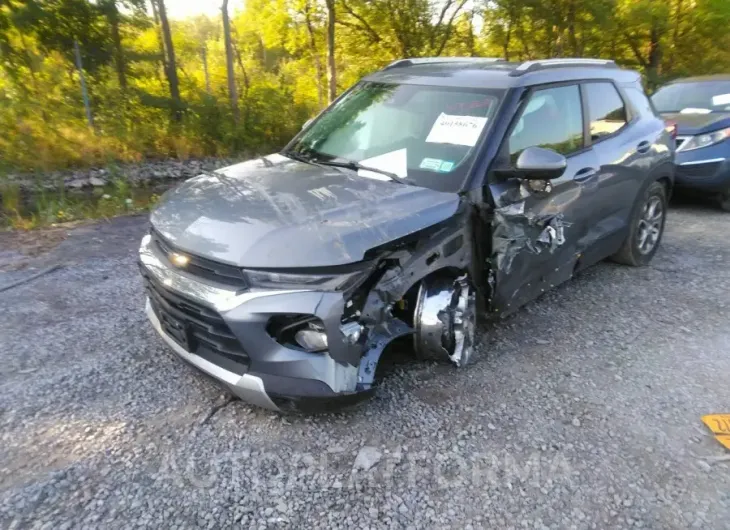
(141, 268, 250, 369)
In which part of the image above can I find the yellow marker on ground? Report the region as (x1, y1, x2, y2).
(702, 414, 730, 450)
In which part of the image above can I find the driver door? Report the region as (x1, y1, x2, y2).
(488, 83, 600, 315)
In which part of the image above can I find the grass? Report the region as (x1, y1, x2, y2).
(0, 178, 161, 230)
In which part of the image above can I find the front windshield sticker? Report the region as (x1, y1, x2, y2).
(359, 148, 408, 178)
(419, 158, 455, 173)
(425, 113, 488, 147)
(712, 93, 730, 106)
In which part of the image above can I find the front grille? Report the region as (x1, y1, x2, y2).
(151, 229, 247, 288)
(141, 267, 250, 370)
(677, 161, 722, 178)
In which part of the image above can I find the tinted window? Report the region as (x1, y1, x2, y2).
(509, 85, 584, 158)
(585, 82, 628, 140)
(651, 80, 730, 113)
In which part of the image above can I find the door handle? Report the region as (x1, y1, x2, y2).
(574, 167, 597, 182)
(636, 141, 651, 153)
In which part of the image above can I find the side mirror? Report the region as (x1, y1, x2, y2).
(301, 118, 314, 130)
(507, 146, 567, 180)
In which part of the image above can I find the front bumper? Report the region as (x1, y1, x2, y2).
(145, 299, 280, 409)
(675, 142, 730, 192)
(139, 234, 407, 411)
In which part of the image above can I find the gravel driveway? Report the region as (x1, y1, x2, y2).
(1, 204, 729, 529)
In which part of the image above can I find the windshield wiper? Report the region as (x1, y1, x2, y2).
(282, 150, 318, 165)
(313, 158, 410, 185)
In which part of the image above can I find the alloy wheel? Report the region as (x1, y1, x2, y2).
(636, 196, 664, 255)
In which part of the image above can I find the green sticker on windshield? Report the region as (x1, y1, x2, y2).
(420, 158, 455, 173)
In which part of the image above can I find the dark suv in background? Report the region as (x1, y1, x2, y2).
(139, 57, 674, 411)
(652, 75, 730, 210)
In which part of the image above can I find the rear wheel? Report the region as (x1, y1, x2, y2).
(611, 181, 667, 266)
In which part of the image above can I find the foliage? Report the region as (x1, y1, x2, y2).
(0, 178, 161, 229)
(0, 0, 729, 175)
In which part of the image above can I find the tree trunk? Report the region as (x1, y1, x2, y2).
(156, 0, 181, 120)
(304, 1, 324, 109)
(647, 20, 663, 89)
(325, 0, 336, 104)
(667, 0, 683, 72)
(73, 40, 95, 130)
(567, 0, 578, 57)
(222, 0, 239, 121)
(503, 12, 513, 61)
(150, 0, 168, 84)
(104, 1, 126, 90)
(201, 46, 211, 93)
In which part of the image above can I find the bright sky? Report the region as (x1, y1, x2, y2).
(164, 0, 235, 20)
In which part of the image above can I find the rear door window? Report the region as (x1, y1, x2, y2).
(584, 82, 628, 140)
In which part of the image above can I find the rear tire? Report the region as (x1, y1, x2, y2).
(611, 181, 667, 267)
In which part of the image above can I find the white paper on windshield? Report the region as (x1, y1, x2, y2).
(358, 148, 407, 180)
(712, 93, 730, 106)
(680, 107, 712, 114)
(426, 113, 488, 147)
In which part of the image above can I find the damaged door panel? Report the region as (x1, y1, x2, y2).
(487, 83, 602, 315)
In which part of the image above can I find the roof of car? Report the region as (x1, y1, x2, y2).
(364, 57, 641, 89)
(665, 74, 730, 84)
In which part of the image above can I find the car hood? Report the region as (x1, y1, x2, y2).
(661, 112, 730, 136)
(150, 154, 460, 268)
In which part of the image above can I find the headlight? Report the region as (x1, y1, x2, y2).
(679, 127, 730, 152)
(245, 268, 368, 291)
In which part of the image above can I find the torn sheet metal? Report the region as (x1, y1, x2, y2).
(491, 200, 571, 273)
(356, 319, 412, 390)
(488, 197, 576, 316)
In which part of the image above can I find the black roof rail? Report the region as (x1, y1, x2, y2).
(385, 57, 507, 70)
(510, 58, 618, 76)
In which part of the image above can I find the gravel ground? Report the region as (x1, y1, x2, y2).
(1, 203, 729, 529)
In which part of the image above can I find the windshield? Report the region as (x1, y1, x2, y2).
(286, 81, 503, 192)
(652, 81, 730, 114)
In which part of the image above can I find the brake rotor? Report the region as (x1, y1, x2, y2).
(413, 274, 476, 367)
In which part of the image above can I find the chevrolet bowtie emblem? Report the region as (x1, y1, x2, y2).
(170, 252, 190, 267)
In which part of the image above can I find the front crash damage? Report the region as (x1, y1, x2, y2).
(140, 158, 580, 413)
(351, 210, 477, 394)
(140, 200, 481, 412)
(140, 185, 576, 412)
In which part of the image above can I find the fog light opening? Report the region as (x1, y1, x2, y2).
(267, 315, 329, 353)
(294, 326, 329, 352)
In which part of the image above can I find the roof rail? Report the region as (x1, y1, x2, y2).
(510, 58, 617, 76)
(385, 57, 506, 70)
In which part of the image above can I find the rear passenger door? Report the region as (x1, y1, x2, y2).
(488, 83, 601, 313)
(577, 81, 647, 264)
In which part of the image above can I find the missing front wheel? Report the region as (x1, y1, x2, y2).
(413, 274, 476, 367)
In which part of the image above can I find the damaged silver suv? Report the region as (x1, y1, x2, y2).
(139, 57, 674, 411)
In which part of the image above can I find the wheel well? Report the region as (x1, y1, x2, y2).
(392, 267, 465, 326)
(657, 175, 673, 199)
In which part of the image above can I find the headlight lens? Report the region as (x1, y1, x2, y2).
(679, 127, 730, 151)
(245, 268, 368, 291)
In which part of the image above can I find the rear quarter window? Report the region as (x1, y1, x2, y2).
(624, 86, 659, 118)
(584, 82, 629, 140)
